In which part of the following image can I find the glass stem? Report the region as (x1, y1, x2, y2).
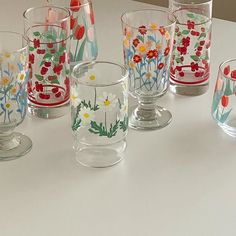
(0, 129, 19, 150)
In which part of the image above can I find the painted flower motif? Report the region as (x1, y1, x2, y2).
(29, 54, 35, 64)
(231, 70, 236, 80)
(17, 71, 26, 84)
(0, 76, 10, 86)
(147, 49, 158, 59)
(137, 43, 147, 55)
(3, 52, 14, 62)
(156, 43, 162, 50)
(164, 47, 170, 56)
(19, 53, 27, 65)
(10, 86, 18, 95)
(74, 25, 85, 40)
(158, 63, 164, 70)
(133, 55, 141, 63)
(33, 39, 40, 49)
(138, 25, 147, 35)
(70, 87, 80, 108)
(129, 61, 135, 68)
(165, 31, 170, 40)
(2, 101, 14, 111)
(87, 27, 95, 42)
(150, 23, 158, 31)
(146, 40, 153, 48)
(98, 92, 117, 111)
(89, 74, 96, 81)
(125, 29, 133, 39)
(123, 38, 130, 49)
(9, 64, 17, 72)
(159, 27, 166, 35)
(70, 0, 81, 12)
(79, 107, 94, 124)
(221, 95, 229, 107)
(133, 38, 140, 47)
(187, 20, 195, 30)
(223, 65, 230, 76)
(215, 78, 223, 92)
(145, 72, 153, 79)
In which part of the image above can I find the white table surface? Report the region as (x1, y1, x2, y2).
(1, 0, 236, 235)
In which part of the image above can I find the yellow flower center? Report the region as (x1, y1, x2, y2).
(104, 100, 111, 106)
(1, 76, 9, 85)
(146, 72, 152, 79)
(5, 103, 11, 109)
(83, 113, 90, 119)
(89, 74, 96, 81)
(139, 45, 146, 53)
(156, 43, 162, 50)
(20, 74, 25, 81)
(71, 94, 78, 100)
(150, 23, 158, 31)
(4, 53, 11, 58)
(11, 87, 17, 94)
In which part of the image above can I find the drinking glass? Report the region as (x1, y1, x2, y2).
(121, 9, 176, 130)
(46, 0, 98, 67)
(212, 59, 236, 137)
(169, 0, 212, 96)
(0, 31, 32, 160)
(71, 61, 128, 168)
(23, 6, 71, 119)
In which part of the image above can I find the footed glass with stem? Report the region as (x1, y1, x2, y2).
(0, 31, 32, 160)
(121, 9, 176, 130)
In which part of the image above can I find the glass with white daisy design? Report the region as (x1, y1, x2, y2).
(0, 31, 32, 160)
(121, 9, 176, 130)
(71, 61, 128, 168)
(212, 59, 236, 137)
(23, 6, 71, 119)
(169, 0, 212, 96)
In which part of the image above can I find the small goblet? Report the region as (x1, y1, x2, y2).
(121, 9, 176, 130)
(0, 31, 32, 160)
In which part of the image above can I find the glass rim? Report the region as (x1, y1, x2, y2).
(68, 0, 92, 9)
(219, 58, 236, 81)
(0, 31, 28, 54)
(72, 60, 128, 87)
(121, 9, 176, 31)
(23, 5, 71, 24)
(171, 0, 212, 6)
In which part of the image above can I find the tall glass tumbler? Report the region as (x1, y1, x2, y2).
(46, 0, 98, 67)
(121, 9, 176, 130)
(169, 0, 212, 96)
(23, 6, 71, 119)
(0, 32, 32, 160)
(71, 61, 128, 168)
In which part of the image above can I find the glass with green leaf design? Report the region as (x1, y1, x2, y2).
(23, 6, 71, 118)
(0, 31, 32, 161)
(71, 61, 128, 168)
(121, 9, 176, 130)
(46, 0, 98, 67)
(212, 59, 236, 137)
(169, 0, 212, 96)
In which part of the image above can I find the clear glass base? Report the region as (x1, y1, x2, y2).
(170, 81, 209, 96)
(28, 102, 69, 119)
(218, 120, 236, 138)
(0, 132, 32, 161)
(129, 104, 172, 130)
(74, 139, 126, 168)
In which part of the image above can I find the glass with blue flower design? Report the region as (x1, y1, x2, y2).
(121, 9, 176, 130)
(71, 61, 128, 168)
(0, 32, 32, 161)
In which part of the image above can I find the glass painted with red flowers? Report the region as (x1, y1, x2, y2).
(212, 59, 236, 137)
(123, 23, 173, 97)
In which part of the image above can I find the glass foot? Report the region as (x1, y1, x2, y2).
(129, 105, 172, 130)
(75, 139, 126, 168)
(0, 132, 32, 161)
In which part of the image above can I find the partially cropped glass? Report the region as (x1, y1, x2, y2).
(0, 32, 32, 160)
(169, 0, 212, 96)
(71, 61, 128, 168)
(47, 0, 98, 67)
(121, 9, 176, 130)
(212, 59, 236, 137)
(23, 6, 71, 119)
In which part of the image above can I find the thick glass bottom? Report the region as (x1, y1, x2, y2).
(74, 139, 126, 168)
(218, 120, 236, 138)
(0, 132, 32, 161)
(28, 102, 69, 119)
(129, 105, 172, 130)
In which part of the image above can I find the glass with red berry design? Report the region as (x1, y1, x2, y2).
(23, 6, 71, 118)
(169, 0, 212, 96)
(46, 0, 98, 67)
(121, 9, 176, 130)
(212, 59, 236, 137)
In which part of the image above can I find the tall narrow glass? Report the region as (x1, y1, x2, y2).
(121, 9, 176, 130)
(23, 6, 71, 119)
(169, 0, 212, 96)
(0, 32, 32, 160)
